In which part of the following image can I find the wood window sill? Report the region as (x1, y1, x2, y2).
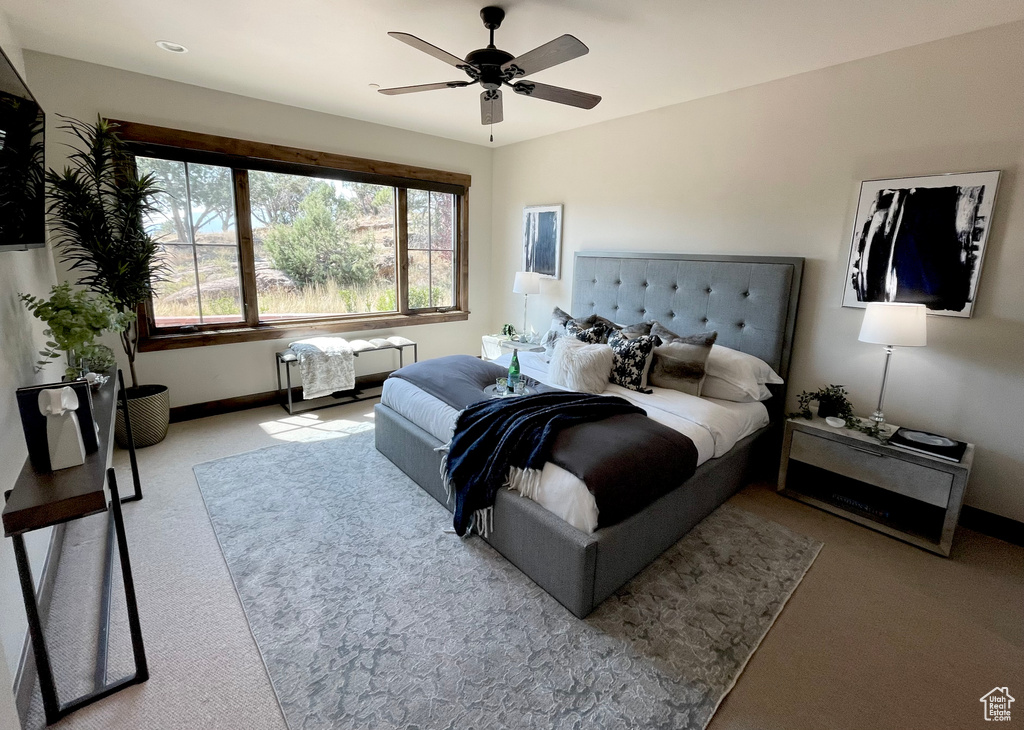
(138, 310, 469, 352)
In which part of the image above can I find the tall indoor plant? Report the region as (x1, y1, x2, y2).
(46, 115, 170, 447)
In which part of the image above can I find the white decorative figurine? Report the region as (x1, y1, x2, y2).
(38, 386, 86, 471)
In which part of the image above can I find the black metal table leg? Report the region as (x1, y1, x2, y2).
(286, 360, 295, 415)
(7, 497, 61, 724)
(107, 469, 149, 682)
(117, 370, 143, 503)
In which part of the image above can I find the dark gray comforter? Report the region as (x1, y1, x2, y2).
(390, 355, 698, 528)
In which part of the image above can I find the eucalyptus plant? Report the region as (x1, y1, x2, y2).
(20, 282, 130, 379)
(46, 115, 164, 389)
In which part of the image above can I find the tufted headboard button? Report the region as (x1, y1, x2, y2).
(706, 287, 712, 294)
(743, 291, 750, 297)
(738, 322, 746, 328)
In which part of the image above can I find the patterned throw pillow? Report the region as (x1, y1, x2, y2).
(566, 318, 608, 344)
(607, 331, 661, 392)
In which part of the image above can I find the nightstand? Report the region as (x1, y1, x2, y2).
(778, 417, 973, 556)
(481, 334, 545, 360)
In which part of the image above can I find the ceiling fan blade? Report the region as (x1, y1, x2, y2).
(481, 90, 503, 125)
(378, 81, 471, 95)
(501, 34, 589, 78)
(512, 80, 601, 109)
(387, 32, 473, 69)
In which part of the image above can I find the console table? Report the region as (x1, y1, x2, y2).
(2, 370, 148, 725)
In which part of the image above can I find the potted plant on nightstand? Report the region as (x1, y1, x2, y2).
(47, 116, 170, 447)
(790, 384, 855, 421)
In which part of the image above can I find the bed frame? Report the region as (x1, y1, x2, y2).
(375, 252, 803, 617)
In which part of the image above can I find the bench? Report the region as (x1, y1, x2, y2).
(275, 336, 418, 415)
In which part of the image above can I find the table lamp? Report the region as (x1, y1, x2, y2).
(858, 302, 927, 431)
(512, 271, 541, 341)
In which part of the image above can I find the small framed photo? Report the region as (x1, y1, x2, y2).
(842, 170, 1000, 318)
(523, 204, 562, 280)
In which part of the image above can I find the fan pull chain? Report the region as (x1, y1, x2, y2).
(489, 121, 493, 143)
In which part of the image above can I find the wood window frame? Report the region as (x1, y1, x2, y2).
(113, 120, 471, 352)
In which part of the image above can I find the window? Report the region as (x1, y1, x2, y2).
(407, 190, 455, 310)
(116, 121, 470, 351)
(247, 170, 397, 321)
(139, 159, 244, 327)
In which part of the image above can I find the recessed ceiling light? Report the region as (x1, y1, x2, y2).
(156, 40, 188, 54)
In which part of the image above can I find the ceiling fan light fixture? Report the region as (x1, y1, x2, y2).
(155, 40, 188, 54)
(379, 6, 600, 132)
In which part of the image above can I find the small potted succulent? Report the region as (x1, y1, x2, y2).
(20, 282, 130, 380)
(790, 384, 856, 421)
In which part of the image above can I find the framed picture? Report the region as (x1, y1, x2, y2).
(523, 204, 562, 280)
(842, 170, 1000, 317)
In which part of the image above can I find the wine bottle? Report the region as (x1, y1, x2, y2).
(508, 349, 520, 387)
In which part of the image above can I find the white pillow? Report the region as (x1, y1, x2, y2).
(702, 345, 783, 402)
(548, 338, 614, 394)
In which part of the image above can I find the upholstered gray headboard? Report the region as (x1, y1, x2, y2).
(571, 252, 804, 380)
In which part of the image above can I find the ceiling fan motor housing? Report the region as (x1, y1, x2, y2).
(464, 47, 515, 89)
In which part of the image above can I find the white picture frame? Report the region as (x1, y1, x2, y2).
(523, 204, 562, 280)
(841, 170, 1000, 318)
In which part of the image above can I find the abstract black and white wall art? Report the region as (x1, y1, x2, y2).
(523, 204, 562, 279)
(842, 171, 1000, 318)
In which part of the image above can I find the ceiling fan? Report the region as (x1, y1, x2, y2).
(379, 6, 601, 138)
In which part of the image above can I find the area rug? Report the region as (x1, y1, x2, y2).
(194, 430, 822, 730)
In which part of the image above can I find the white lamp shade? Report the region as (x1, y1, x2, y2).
(512, 271, 541, 295)
(858, 302, 927, 346)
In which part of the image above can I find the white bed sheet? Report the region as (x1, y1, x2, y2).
(381, 352, 769, 534)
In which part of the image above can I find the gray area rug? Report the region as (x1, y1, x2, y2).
(194, 430, 822, 730)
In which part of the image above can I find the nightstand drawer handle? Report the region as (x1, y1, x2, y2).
(847, 445, 884, 457)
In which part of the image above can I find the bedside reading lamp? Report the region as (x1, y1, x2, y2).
(858, 302, 927, 431)
(512, 271, 541, 341)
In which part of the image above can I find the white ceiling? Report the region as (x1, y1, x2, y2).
(6, 0, 1024, 147)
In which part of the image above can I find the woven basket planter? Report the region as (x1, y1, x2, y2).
(115, 384, 170, 448)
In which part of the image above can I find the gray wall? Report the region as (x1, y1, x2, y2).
(490, 21, 1024, 522)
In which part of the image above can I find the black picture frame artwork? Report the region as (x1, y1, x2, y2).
(523, 204, 563, 280)
(842, 170, 1000, 318)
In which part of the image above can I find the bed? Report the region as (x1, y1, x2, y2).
(375, 251, 804, 617)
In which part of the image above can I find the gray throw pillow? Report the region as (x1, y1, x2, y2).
(648, 323, 718, 396)
(620, 321, 655, 339)
(551, 306, 573, 327)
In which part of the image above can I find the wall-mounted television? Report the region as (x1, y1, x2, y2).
(0, 44, 45, 251)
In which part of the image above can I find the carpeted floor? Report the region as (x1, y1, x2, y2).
(193, 431, 821, 730)
(16, 402, 1024, 730)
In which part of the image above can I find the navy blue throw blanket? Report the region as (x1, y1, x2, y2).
(444, 391, 645, 536)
